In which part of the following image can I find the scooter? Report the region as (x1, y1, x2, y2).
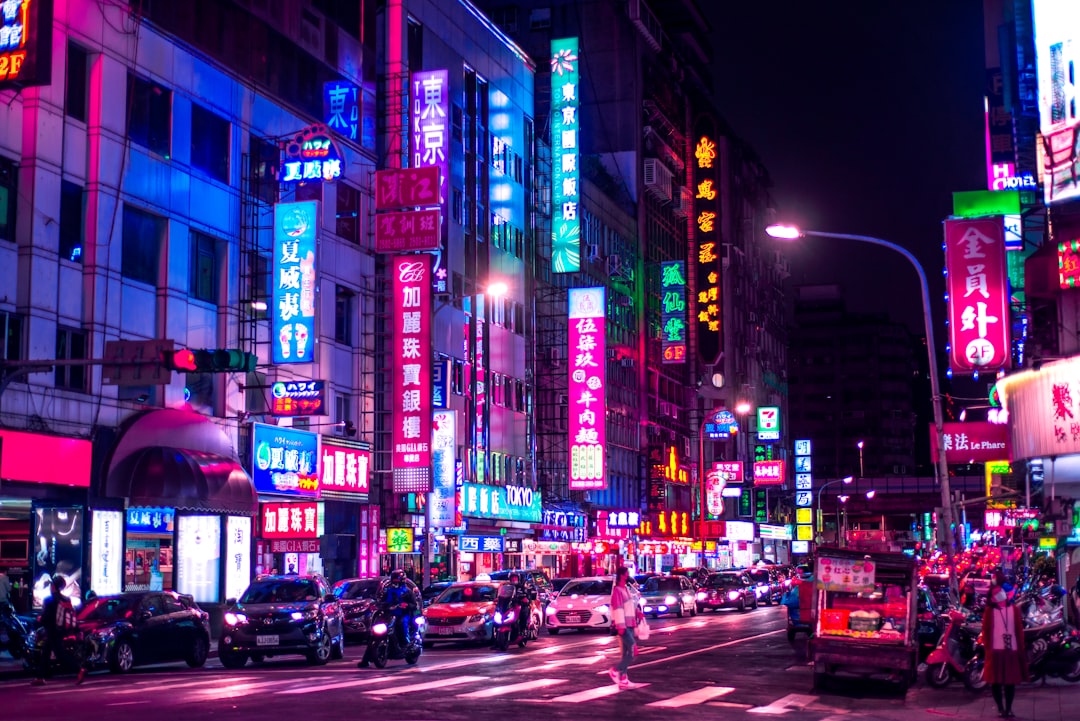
(926, 609, 981, 688)
(964, 616, 1080, 691)
(492, 589, 539, 652)
(26, 626, 85, 677)
(361, 609, 422, 668)
(0, 603, 32, 661)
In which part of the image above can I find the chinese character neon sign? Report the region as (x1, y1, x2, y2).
(323, 81, 360, 142)
(944, 217, 1010, 370)
(660, 261, 687, 363)
(568, 287, 606, 489)
(0, 0, 52, 89)
(551, 38, 581, 273)
(1060, 240, 1080, 289)
(278, 124, 344, 185)
(391, 255, 433, 492)
(693, 124, 722, 365)
(272, 202, 318, 365)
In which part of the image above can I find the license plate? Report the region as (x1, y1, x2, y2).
(256, 634, 279, 646)
(566, 616, 583, 624)
(432, 627, 454, 635)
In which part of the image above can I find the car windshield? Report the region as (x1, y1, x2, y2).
(644, 578, 684, 593)
(78, 596, 140, 623)
(435, 585, 499, 604)
(561, 580, 612, 596)
(748, 571, 771, 583)
(707, 574, 742, 588)
(240, 579, 320, 604)
(334, 580, 380, 600)
(423, 584, 451, 599)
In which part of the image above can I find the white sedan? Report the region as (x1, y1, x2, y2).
(545, 577, 621, 634)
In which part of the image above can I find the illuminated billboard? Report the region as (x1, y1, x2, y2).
(1033, 1, 1080, 204)
(944, 218, 1010, 370)
(551, 38, 581, 273)
(272, 202, 318, 365)
(0, 0, 53, 90)
(693, 117, 722, 365)
(568, 287, 606, 490)
(391, 255, 433, 492)
(660, 261, 687, 363)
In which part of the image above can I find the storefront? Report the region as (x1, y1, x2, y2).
(759, 523, 793, 564)
(454, 482, 542, 579)
(0, 428, 93, 611)
(720, 520, 757, 569)
(319, 436, 374, 580)
(99, 409, 257, 607)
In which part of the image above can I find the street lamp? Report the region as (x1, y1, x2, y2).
(857, 440, 865, 477)
(767, 223, 957, 591)
(816, 476, 853, 545)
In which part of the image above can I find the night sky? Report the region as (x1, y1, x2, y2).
(707, 0, 988, 334)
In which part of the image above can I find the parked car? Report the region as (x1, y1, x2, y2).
(670, 566, 712, 589)
(423, 581, 505, 645)
(551, 578, 574, 595)
(487, 569, 556, 609)
(696, 571, 758, 613)
(746, 568, 784, 605)
(634, 572, 660, 587)
(220, 574, 345, 668)
(640, 575, 697, 618)
(545, 577, 617, 633)
(421, 581, 454, 609)
(332, 577, 383, 643)
(78, 591, 212, 673)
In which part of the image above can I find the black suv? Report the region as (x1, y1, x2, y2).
(220, 574, 345, 668)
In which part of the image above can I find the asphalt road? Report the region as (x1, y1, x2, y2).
(1, 605, 1076, 720)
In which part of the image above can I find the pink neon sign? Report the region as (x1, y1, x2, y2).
(568, 287, 606, 490)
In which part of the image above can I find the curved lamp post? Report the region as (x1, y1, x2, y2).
(767, 224, 956, 590)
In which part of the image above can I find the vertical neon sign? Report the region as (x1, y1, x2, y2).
(551, 38, 580, 273)
(944, 218, 1010, 370)
(693, 122, 722, 365)
(272, 201, 318, 364)
(568, 287, 606, 490)
(660, 261, 687, 363)
(391, 254, 433, 492)
(411, 69, 449, 292)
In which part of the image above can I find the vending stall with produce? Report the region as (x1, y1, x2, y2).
(810, 548, 918, 689)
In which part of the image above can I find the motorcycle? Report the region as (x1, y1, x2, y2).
(964, 614, 1080, 691)
(26, 626, 86, 677)
(363, 608, 422, 668)
(926, 609, 981, 688)
(0, 603, 32, 661)
(492, 588, 539, 652)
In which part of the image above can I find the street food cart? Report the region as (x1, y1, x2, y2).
(810, 548, 918, 689)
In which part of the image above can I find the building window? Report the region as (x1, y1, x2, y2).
(336, 183, 360, 245)
(249, 134, 279, 205)
(55, 327, 87, 392)
(0, 311, 23, 361)
(335, 285, 355, 346)
(59, 181, 84, 263)
(65, 42, 89, 122)
(335, 392, 353, 436)
(0, 156, 16, 243)
(190, 230, 218, 303)
(296, 182, 322, 202)
(127, 73, 171, 157)
(121, 205, 165, 285)
(191, 103, 230, 183)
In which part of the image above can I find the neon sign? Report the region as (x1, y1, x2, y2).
(660, 261, 687, 363)
(0, 0, 52, 89)
(551, 38, 581, 273)
(1060, 240, 1080, 289)
(272, 202, 318, 365)
(279, 124, 344, 184)
(693, 125, 722, 365)
(568, 287, 606, 489)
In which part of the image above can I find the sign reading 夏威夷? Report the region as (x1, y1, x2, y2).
(278, 124, 344, 184)
(252, 423, 319, 498)
(460, 483, 542, 523)
(272, 202, 318, 365)
(550, 38, 581, 273)
(126, 507, 175, 534)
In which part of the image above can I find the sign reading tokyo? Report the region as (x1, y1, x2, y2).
(550, 38, 581, 273)
(391, 255, 433, 493)
(568, 288, 606, 490)
(279, 124, 344, 184)
(252, 423, 319, 498)
(271, 380, 326, 417)
(411, 69, 449, 207)
(261, 502, 322, 540)
(0, 0, 52, 89)
(660, 261, 687, 363)
(272, 202, 318, 365)
(320, 438, 370, 495)
(460, 483, 542, 523)
(944, 217, 1010, 371)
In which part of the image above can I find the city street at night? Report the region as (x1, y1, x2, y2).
(3, 607, 1078, 721)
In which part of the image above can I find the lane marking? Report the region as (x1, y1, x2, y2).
(748, 692, 820, 715)
(410, 654, 511, 673)
(110, 675, 260, 694)
(106, 701, 148, 707)
(526, 654, 607, 672)
(364, 675, 487, 696)
(189, 678, 298, 700)
(548, 683, 650, 703)
(646, 685, 736, 708)
(628, 628, 786, 670)
(456, 678, 567, 699)
(277, 676, 395, 694)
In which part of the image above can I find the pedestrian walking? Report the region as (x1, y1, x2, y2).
(30, 576, 78, 686)
(607, 566, 641, 688)
(982, 571, 1029, 718)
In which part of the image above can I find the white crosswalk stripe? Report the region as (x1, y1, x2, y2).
(456, 678, 567, 698)
(547, 682, 650, 703)
(363, 675, 488, 696)
(646, 685, 735, 708)
(748, 693, 820, 714)
(277, 675, 396, 694)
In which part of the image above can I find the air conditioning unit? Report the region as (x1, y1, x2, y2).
(672, 186, 691, 219)
(643, 158, 673, 203)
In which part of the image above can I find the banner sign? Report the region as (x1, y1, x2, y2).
(375, 166, 441, 211)
(175, 516, 220, 604)
(660, 261, 687, 363)
(550, 37, 581, 272)
(753, 460, 785, 486)
(225, 516, 251, 602)
(944, 217, 1010, 370)
(261, 502, 322, 540)
(252, 423, 319, 497)
(272, 201, 318, 364)
(271, 380, 326, 417)
(460, 483, 542, 523)
(429, 410, 458, 527)
(270, 539, 320, 554)
(91, 510, 123, 597)
(320, 438, 370, 496)
(375, 209, 441, 253)
(540, 510, 588, 543)
(392, 255, 433, 492)
(279, 124, 343, 184)
(693, 118, 722, 365)
(459, 535, 504, 553)
(929, 421, 1010, 464)
(568, 287, 606, 490)
(323, 80, 360, 143)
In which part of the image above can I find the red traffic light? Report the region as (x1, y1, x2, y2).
(165, 349, 198, 373)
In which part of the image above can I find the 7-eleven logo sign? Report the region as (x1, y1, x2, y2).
(757, 406, 780, 441)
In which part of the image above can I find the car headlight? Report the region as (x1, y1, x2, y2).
(664, 596, 677, 605)
(224, 612, 247, 626)
(467, 614, 486, 623)
(728, 591, 741, 601)
(372, 622, 388, 635)
(545, 605, 557, 615)
(696, 592, 707, 601)
(596, 604, 610, 614)
(494, 612, 504, 624)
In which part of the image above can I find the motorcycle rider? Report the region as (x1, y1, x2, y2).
(31, 576, 78, 686)
(505, 572, 535, 639)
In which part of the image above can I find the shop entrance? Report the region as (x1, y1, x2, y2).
(124, 508, 175, 592)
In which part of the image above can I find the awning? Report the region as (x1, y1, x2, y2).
(103, 409, 257, 515)
(107, 446, 256, 515)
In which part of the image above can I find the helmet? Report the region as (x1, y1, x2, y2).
(390, 569, 406, 584)
(508, 572, 521, 585)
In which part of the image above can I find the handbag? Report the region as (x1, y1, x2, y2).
(635, 616, 650, 641)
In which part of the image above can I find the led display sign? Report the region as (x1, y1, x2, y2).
(693, 120, 722, 366)
(271, 380, 326, 417)
(944, 217, 1010, 370)
(278, 125, 344, 184)
(460, 483, 542, 523)
(323, 80, 360, 143)
(252, 423, 319, 498)
(568, 287, 606, 490)
(391, 254, 433, 492)
(660, 261, 687, 363)
(272, 202, 318, 365)
(0, 0, 52, 90)
(637, 511, 692, 538)
(550, 38, 581, 272)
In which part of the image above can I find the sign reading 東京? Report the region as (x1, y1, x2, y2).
(391, 255, 433, 493)
(411, 68, 449, 291)
(660, 261, 688, 363)
(278, 124, 344, 184)
(568, 287, 606, 490)
(323, 80, 360, 143)
(944, 217, 1010, 371)
(272, 202, 318, 364)
(551, 38, 581, 273)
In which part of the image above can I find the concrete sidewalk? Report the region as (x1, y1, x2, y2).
(868, 679, 1080, 721)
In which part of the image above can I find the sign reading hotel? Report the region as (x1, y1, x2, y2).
(279, 124, 344, 184)
(0, 0, 52, 89)
(693, 117, 722, 365)
(391, 255, 433, 493)
(272, 202, 318, 364)
(568, 287, 606, 490)
(660, 261, 688, 363)
(944, 217, 1010, 370)
(551, 38, 581, 273)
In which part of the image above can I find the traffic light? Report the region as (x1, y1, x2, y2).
(162, 348, 257, 374)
